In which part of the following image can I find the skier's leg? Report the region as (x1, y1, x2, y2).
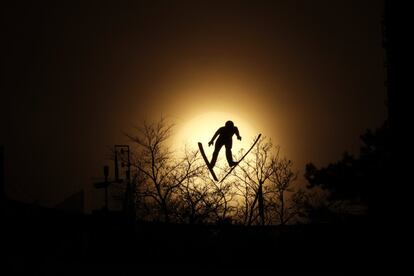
(225, 141, 236, 167)
(210, 142, 223, 168)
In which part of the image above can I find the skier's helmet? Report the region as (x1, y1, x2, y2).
(225, 120, 234, 128)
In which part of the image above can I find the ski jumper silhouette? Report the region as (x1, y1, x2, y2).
(208, 120, 242, 168)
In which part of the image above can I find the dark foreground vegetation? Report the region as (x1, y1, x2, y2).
(5, 199, 374, 272)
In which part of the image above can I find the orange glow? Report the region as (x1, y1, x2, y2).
(173, 111, 258, 163)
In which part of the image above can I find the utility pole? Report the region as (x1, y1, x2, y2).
(114, 145, 134, 219)
(93, 145, 135, 220)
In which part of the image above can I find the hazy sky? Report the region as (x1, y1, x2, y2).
(2, 0, 387, 208)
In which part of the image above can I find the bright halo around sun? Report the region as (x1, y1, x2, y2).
(173, 111, 259, 161)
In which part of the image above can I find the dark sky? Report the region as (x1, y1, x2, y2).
(2, 0, 386, 210)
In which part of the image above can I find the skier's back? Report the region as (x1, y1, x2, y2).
(208, 120, 241, 168)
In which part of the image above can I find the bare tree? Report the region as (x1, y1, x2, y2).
(125, 118, 202, 222)
(176, 175, 212, 224)
(207, 177, 237, 223)
(176, 174, 236, 224)
(268, 158, 301, 225)
(234, 136, 276, 225)
(233, 136, 308, 225)
(122, 119, 306, 225)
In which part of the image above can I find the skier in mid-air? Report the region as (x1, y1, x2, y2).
(208, 120, 242, 168)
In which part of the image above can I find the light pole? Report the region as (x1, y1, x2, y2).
(93, 145, 134, 218)
(114, 145, 133, 218)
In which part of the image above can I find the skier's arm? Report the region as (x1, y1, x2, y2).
(208, 128, 221, 146)
(235, 127, 242, 140)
